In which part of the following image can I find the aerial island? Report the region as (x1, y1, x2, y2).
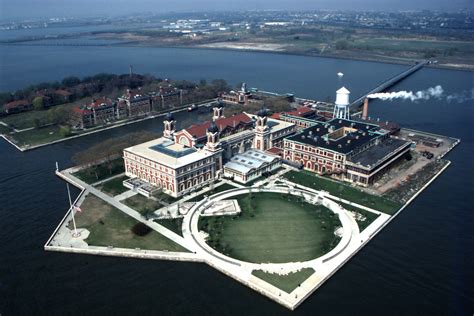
(30, 67, 461, 309)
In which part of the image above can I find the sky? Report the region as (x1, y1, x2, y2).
(1, 0, 473, 21)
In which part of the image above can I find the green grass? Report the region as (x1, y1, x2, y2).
(199, 192, 341, 263)
(70, 194, 188, 252)
(283, 170, 401, 215)
(154, 218, 183, 236)
(1, 110, 51, 130)
(73, 158, 124, 184)
(252, 268, 315, 293)
(187, 183, 238, 202)
(122, 194, 162, 215)
(11, 125, 66, 147)
(97, 175, 129, 196)
(330, 199, 380, 232)
(0, 124, 12, 134)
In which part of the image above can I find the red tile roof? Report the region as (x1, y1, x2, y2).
(90, 97, 113, 108)
(285, 106, 314, 117)
(266, 147, 282, 155)
(185, 113, 253, 139)
(55, 89, 72, 97)
(4, 100, 30, 110)
(73, 107, 92, 115)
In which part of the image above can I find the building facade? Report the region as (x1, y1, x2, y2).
(123, 107, 294, 197)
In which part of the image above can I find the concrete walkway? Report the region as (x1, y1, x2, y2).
(59, 168, 197, 252)
(52, 166, 393, 310)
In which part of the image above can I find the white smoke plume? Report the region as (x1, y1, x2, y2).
(368, 85, 444, 101)
(446, 88, 474, 103)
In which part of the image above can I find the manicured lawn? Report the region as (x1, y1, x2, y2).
(330, 199, 380, 232)
(154, 218, 183, 236)
(0, 124, 12, 134)
(12, 125, 66, 147)
(1, 110, 51, 130)
(73, 158, 124, 184)
(122, 194, 162, 215)
(70, 194, 188, 252)
(252, 268, 315, 293)
(97, 175, 129, 196)
(188, 183, 238, 202)
(283, 170, 402, 215)
(199, 192, 341, 263)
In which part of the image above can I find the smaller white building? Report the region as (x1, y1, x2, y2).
(223, 150, 281, 184)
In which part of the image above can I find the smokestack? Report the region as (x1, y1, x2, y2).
(362, 98, 369, 120)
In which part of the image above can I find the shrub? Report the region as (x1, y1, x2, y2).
(131, 223, 152, 236)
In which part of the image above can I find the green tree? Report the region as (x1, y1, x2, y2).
(59, 125, 71, 137)
(61, 76, 81, 88)
(335, 40, 349, 50)
(32, 96, 44, 110)
(47, 107, 71, 125)
(33, 118, 42, 128)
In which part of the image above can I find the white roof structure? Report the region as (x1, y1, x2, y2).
(124, 137, 213, 168)
(336, 86, 350, 94)
(224, 150, 279, 175)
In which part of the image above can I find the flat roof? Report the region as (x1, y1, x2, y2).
(348, 138, 411, 169)
(286, 118, 384, 154)
(125, 137, 213, 168)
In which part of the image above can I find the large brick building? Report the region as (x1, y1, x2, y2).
(123, 106, 295, 197)
(118, 89, 152, 117)
(72, 97, 126, 129)
(283, 118, 411, 186)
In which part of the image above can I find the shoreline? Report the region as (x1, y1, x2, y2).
(44, 148, 458, 309)
(3, 40, 473, 72)
(0, 98, 217, 152)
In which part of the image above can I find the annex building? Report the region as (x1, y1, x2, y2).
(282, 87, 412, 186)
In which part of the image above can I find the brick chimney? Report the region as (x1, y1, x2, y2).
(362, 98, 369, 120)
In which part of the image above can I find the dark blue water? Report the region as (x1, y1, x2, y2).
(0, 46, 473, 315)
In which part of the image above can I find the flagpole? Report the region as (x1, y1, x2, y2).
(67, 183, 78, 237)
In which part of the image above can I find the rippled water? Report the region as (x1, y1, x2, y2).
(0, 48, 473, 315)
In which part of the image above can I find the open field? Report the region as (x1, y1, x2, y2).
(283, 170, 401, 215)
(11, 125, 66, 147)
(97, 175, 129, 196)
(252, 268, 315, 293)
(199, 192, 341, 263)
(72, 158, 124, 184)
(122, 194, 162, 215)
(70, 194, 188, 252)
(155, 218, 183, 236)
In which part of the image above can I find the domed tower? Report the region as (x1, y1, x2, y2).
(255, 109, 268, 132)
(206, 120, 220, 151)
(206, 120, 223, 172)
(333, 87, 350, 120)
(254, 109, 270, 151)
(163, 112, 175, 139)
(212, 102, 224, 120)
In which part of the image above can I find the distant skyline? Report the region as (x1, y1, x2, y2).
(1, 0, 473, 21)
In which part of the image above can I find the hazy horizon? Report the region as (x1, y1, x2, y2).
(1, 0, 473, 22)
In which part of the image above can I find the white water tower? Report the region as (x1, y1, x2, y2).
(333, 86, 350, 120)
